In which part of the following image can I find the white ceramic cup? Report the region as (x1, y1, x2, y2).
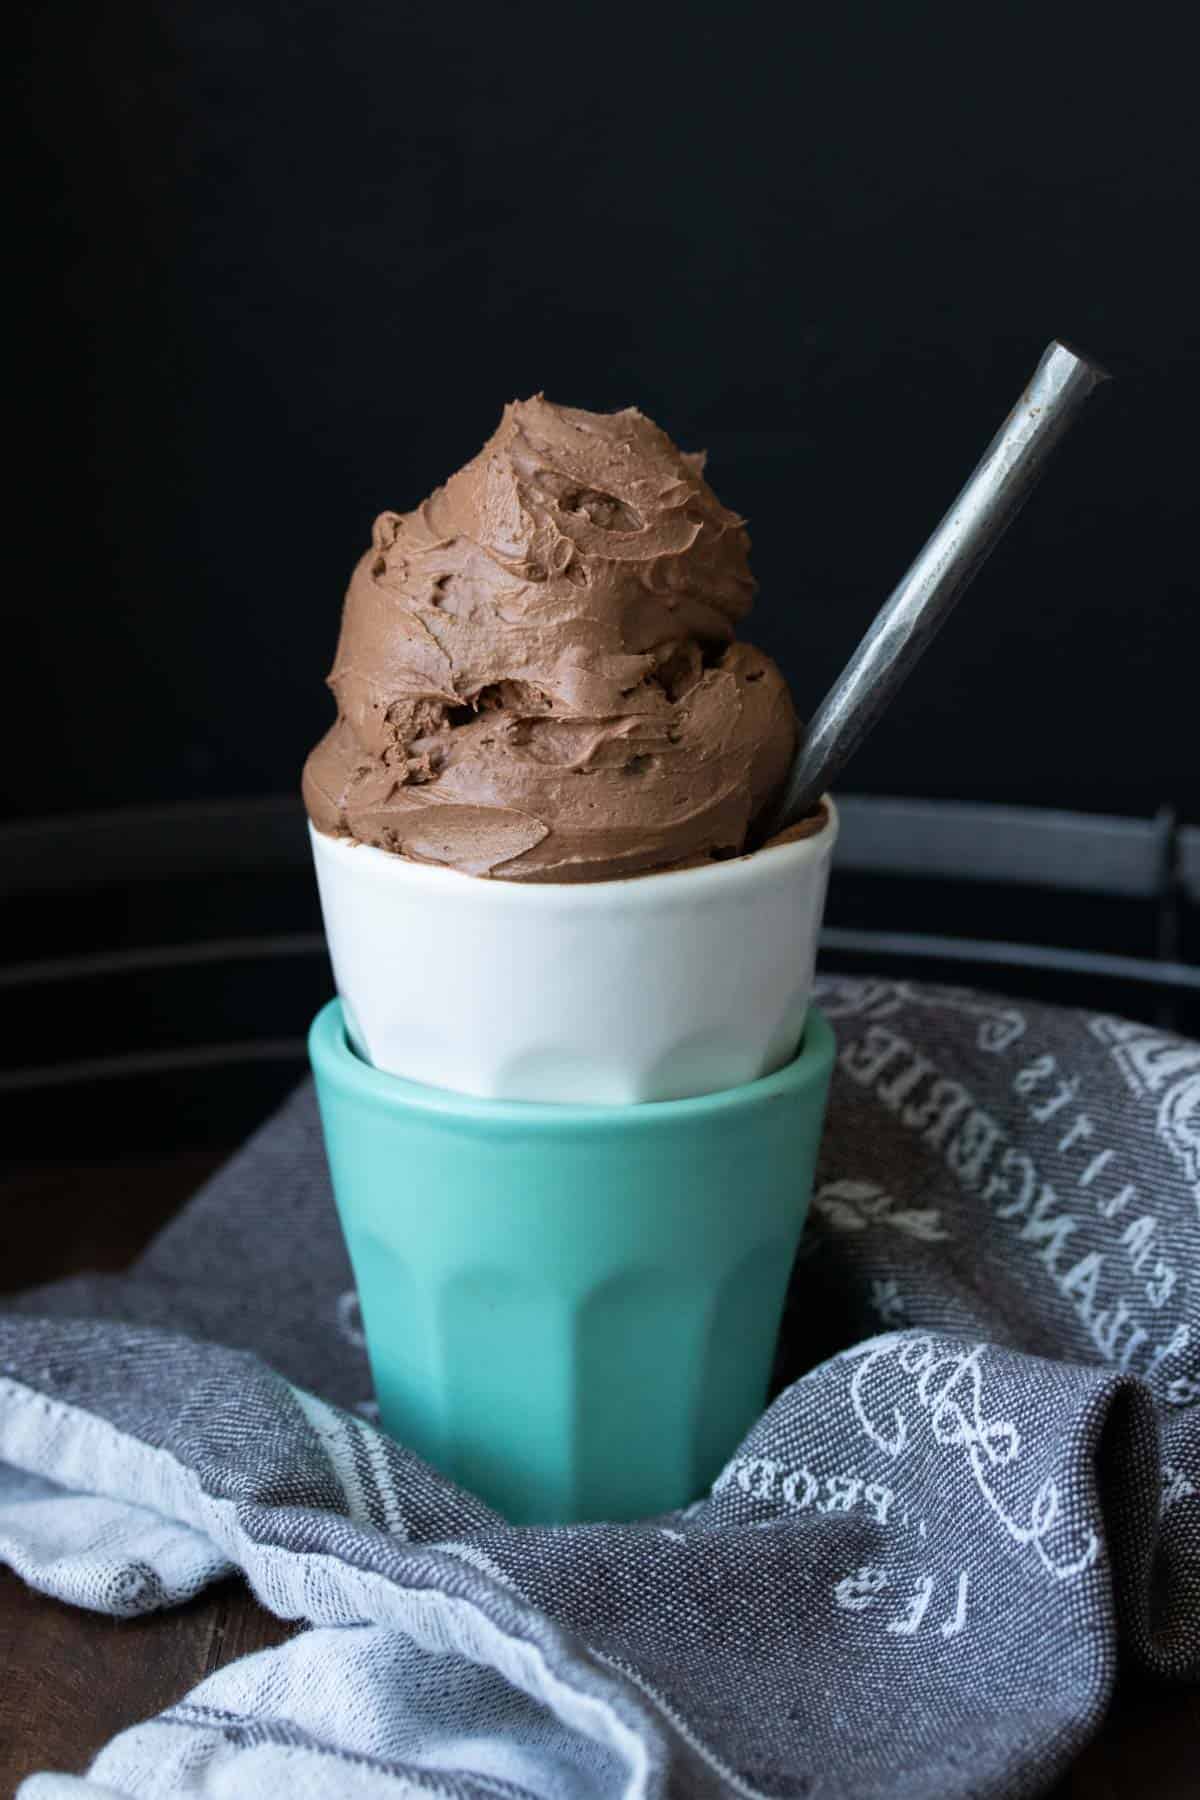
(309, 800, 837, 1104)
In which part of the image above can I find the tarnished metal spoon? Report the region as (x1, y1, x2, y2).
(769, 339, 1110, 832)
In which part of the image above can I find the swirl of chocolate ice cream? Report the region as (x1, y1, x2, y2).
(303, 396, 798, 881)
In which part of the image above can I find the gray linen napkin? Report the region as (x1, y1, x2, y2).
(2, 975, 1197, 1798)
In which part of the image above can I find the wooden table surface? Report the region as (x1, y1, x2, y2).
(1, 1152, 1196, 1794)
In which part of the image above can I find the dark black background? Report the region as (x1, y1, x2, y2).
(6, 22, 1200, 1786)
(14, 1, 1199, 828)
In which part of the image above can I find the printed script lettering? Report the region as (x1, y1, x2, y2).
(834, 1567, 970, 1640)
(845, 1334, 1100, 1582)
(713, 1456, 895, 1524)
(1088, 1016, 1200, 1221)
(833, 997, 1194, 1405)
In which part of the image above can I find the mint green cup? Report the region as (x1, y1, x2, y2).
(309, 999, 834, 1524)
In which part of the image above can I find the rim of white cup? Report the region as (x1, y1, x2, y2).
(308, 796, 837, 907)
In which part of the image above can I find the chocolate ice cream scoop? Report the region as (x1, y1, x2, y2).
(303, 396, 797, 881)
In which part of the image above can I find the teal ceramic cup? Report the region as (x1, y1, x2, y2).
(309, 998, 835, 1524)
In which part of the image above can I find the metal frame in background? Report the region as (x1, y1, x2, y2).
(1, 793, 1197, 1016)
(828, 796, 1199, 1005)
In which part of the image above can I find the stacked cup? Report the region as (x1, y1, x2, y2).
(308, 805, 837, 1524)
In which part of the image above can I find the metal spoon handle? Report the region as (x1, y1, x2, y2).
(772, 339, 1110, 830)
